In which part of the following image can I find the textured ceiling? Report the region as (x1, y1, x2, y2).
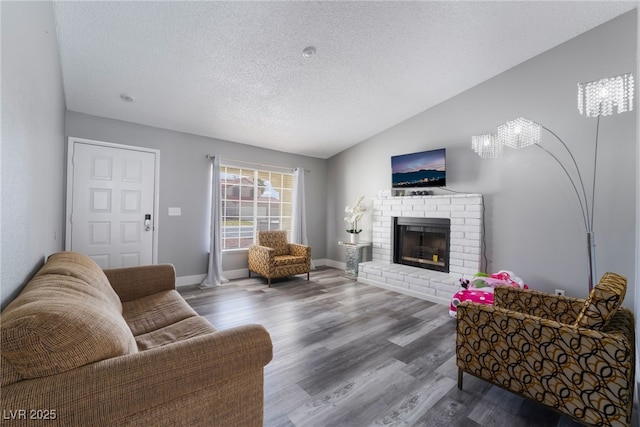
(52, 1, 637, 159)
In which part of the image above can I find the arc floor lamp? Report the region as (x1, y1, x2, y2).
(472, 72, 634, 292)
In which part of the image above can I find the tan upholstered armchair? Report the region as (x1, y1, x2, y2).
(456, 272, 635, 427)
(248, 230, 311, 287)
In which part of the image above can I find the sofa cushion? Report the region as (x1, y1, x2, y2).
(36, 251, 123, 311)
(272, 255, 307, 267)
(257, 231, 289, 256)
(122, 290, 198, 336)
(574, 272, 627, 330)
(1, 274, 138, 379)
(135, 316, 217, 350)
(1, 355, 22, 387)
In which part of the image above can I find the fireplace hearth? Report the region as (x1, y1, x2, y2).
(393, 217, 450, 273)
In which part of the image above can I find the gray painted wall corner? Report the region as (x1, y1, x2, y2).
(1, 1, 66, 309)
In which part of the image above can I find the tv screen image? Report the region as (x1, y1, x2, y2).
(391, 148, 446, 188)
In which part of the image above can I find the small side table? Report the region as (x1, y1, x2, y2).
(338, 241, 372, 279)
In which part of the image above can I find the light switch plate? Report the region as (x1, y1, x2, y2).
(168, 207, 181, 216)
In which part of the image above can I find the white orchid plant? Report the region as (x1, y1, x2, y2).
(344, 195, 366, 234)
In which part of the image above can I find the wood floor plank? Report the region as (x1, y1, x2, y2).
(178, 267, 597, 427)
(264, 383, 311, 427)
(288, 359, 411, 426)
(416, 386, 487, 427)
(372, 372, 457, 426)
(387, 312, 452, 347)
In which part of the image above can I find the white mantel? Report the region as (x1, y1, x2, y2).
(358, 193, 483, 306)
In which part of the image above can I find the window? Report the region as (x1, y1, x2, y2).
(220, 165, 293, 250)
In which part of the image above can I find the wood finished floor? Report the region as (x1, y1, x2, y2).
(178, 267, 586, 427)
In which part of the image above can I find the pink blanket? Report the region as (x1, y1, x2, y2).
(449, 271, 528, 317)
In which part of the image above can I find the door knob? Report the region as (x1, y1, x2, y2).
(144, 214, 151, 231)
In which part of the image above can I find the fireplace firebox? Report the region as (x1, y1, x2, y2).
(393, 217, 450, 273)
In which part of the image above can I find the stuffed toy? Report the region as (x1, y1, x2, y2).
(449, 270, 528, 317)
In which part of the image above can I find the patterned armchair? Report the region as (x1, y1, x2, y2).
(248, 230, 311, 287)
(456, 272, 634, 427)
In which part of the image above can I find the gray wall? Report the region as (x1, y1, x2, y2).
(327, 11, 638, 304)
(65, 112, 328, 280)
(1, 1, 66, 309)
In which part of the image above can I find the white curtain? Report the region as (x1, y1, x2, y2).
(291, 167, 315, 269)
(201, 156, 228, 288)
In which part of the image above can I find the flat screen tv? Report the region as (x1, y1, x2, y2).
(391, 148, 446, 188)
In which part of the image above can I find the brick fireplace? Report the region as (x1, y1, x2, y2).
(359, 194, 483, 305)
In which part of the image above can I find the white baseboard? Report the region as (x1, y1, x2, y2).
(224, 268, 249, 280)
(176, 258, 327, 287)
(311, 258, 329, 268)
(176, 274, 206, 287)
(176, 270, 246, 287)
(323, 259, 345, 270)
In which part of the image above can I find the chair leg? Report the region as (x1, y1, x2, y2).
(457, 368, 463, 390)
(268, 278, 271, 287)
(307, 272, 310, 281)
(248, 270, 251, 278)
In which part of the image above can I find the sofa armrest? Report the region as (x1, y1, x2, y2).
(104, 264, 177, 302)
(289, 243, 310, 258)
(248, 245, 275, 257)
(248, 245, 275, 275)
(493, 286, 586, 324)
(1, 324, 273, 426)
(603, 306, 636, 343)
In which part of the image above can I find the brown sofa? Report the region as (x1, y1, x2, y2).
(1, 251, 273, 426)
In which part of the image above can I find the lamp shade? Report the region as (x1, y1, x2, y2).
(577, 73, 634, 117)
(497, 117, 541, 149)
(471, 134, 502, 158)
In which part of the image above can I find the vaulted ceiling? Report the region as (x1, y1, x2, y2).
(52, 1, 637, 158)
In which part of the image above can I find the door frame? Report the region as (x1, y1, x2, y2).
(65, 137, 160, 264)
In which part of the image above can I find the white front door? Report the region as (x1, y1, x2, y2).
(66, 138, 159, 269)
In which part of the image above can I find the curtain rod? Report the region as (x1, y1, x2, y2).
(205, 155, 310, 173)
